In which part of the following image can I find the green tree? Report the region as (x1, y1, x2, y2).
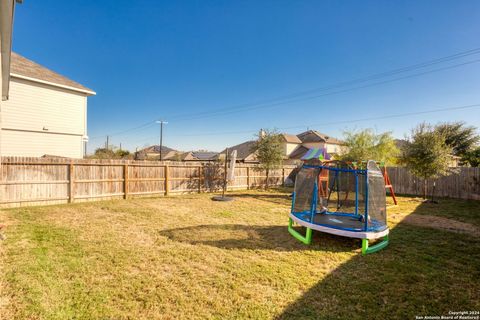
(462, 147, 480, 167)
(90, 146, 131, 159)
(91, 147, 116, 159)
(400, 123, 452, 199)
(252, 129, 284, 189)
(435, 122, 478, 159)
(340, 129, 399, 165)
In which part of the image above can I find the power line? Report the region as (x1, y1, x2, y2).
(166, 47, 480, 121)
(168, 58, 480, 122)
(125, 102, 480, 147)
(89, 121, 156, 140)
(174, 103, 480, 137)
(89, 47, 480, 139)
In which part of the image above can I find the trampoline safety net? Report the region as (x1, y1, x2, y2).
(293, 167, 320, 214)
(367, 160, 387, 229)
(291, 160, 388, 233)
(317, 165, 366, 216)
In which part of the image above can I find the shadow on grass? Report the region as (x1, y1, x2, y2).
(276, 201, 480, 319)
(160, 224, 360, 252)
(225, 191, 293, 206)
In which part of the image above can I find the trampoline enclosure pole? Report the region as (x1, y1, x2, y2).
(355, 172, 358, 216)
(364, 171, 369, 231)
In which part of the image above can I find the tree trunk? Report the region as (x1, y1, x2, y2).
(423, 178, 427, 200)
(265, 169, 269, 190)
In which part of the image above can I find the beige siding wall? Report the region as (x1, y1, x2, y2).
(1, 130, 83, 158)
(325, 143, 343, 154)
(284, 142, 300, 156)
(0, 77, 87, 158)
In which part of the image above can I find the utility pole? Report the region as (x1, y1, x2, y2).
(156, 120, 168, 161)
(106, 135, 110, 150)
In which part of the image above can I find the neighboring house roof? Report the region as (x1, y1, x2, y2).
(141, 145, 177, 154)
(281, 133, 302, 144)
(137, 145, 181, 159)
(10, 52, 96, 95)
(297, 130, 344, 145)
(179, 151, 218, 161)
(218, 140, 257, 161)
(191, 151, 218, 161)
(289, 145, 309, 160)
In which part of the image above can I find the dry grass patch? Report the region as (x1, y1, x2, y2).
(0, 190, 479, 319)
(391, 213, 480, 237)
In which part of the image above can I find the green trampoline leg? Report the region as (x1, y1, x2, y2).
(362, 235, 389, 255)
(288, 218, 312, 245)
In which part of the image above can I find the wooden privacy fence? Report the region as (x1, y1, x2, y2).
(0, 157, 296, 208)
(386, 166, 480, 201)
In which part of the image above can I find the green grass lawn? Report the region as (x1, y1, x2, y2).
(0, 189, 479, 319)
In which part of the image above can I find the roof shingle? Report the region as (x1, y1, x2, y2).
(297, 130, 344, 145)
(281, 133, 302, 144)
(10, 52, 95, 94)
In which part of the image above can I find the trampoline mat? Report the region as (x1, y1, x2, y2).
(294, 212, 387, 232)
(312, 213, 364, 231)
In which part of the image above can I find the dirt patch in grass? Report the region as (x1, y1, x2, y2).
(394, 214, 480, 237)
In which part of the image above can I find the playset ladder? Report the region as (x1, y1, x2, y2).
(317, 169, 329, 198)
(382, 166, 397, 205)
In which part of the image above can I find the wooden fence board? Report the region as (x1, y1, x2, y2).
(386, 167, 480, 200)
(0, 157, 296, 208)
(1, 157, 478, 207)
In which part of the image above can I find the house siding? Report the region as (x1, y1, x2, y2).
(1, 129, 83, 158)
(301, 141, 345, 155)
(325, 143, 343, 154)
(284, 142, 299, 157)
(0, 77, 87, 158)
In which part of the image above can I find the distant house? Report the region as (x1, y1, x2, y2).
(280, 133, 302, 158)
(136, 145, 181, 160)
(181, 151, 218, 161)
(1, 52, 95, 158)
(296, 130, 345, 155)
(217, 130, 344, 163)
(136, 146, 218, 162)
(216, 140, 258, 163)
(287, 130, 345, 160)
(216, 132, 303, 163)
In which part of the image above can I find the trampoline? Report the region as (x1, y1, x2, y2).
(288, 160, 389, 254)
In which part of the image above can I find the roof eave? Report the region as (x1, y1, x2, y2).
(11, 72, 96, 96)
(0, 0, 16, 101)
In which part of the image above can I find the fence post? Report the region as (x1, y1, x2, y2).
(198, 166, 202, 193)
(123, 163, 129, 199)
(282, 168, 285, 186)
(165, 165, 169, 196)
(247, 166, 250, 190)
(68, 162, 75, 203)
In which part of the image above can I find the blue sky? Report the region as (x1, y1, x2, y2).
(12, 0, 480, 152)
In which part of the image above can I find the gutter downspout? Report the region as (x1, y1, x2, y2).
(0, 0, 20, 201)
(0, 0, 16, 101)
